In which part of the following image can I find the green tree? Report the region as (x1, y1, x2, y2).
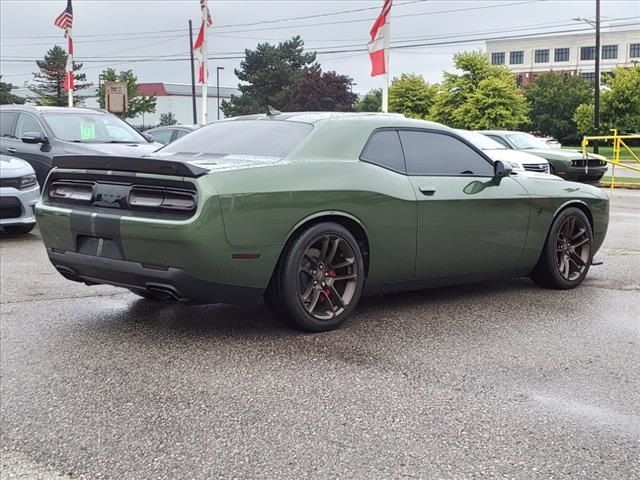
(31, 45, 90, 106)
(432, 50, 528, 129)
(459, 76, 529, 129)
(159, 112, 178, 126)
(221, 36, 319, 117)
(573, 103, 594, 137)
(356, 88, 382, 112)
(573, 65, 640, 136)
(0, 76, 25, 105)
(98, 68, 156, 119)
(526, 72, 592, 144)
(287, 71, 357, 112)
(388, 74, 438, 119)
(600, 65, 640, 133)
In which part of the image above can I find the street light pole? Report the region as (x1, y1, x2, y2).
(188, 20, 197, 125)
(216, 66, 224, 120)
(594, 0, 601, 153)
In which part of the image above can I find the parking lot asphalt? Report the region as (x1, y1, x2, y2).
(1, 190, 639, 480)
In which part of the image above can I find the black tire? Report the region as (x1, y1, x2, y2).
(531, 207, 593, 289)
(266, 222, 365, 332)
(2, 223, 35, 235)
(128, 289, 172, 301)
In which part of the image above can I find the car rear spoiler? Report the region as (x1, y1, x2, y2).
(52, 155, 209, 178)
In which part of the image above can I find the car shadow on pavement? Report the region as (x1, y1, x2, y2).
(78, 277, 538, 342)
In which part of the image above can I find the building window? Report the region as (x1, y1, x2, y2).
(516, 74, 524, 86)
(491, 52, 505, 65)
(554, 48, 570, 62)
(602, 45, 618, 59)
(534, 49, 549, 63)
(631, 43, 640, 58)
(581, 46, 596, 60)
(580, 72, 596, 82)
(509, 51, 524, 64)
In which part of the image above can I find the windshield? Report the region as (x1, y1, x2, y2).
(159, 119, 313, 159)
(43, 112, 147, 143)
(507, 133, 548, 150)
(454, 130, 506, 150)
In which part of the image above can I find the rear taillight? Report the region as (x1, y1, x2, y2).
(49, 181, 94, 202)
(128, 187, 196, 212)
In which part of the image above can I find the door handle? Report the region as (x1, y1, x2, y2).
(419, 186, 436, 196)
(6, 147, 16, 154)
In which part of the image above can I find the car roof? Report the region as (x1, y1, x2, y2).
(223, 111, 451, 131)
(479, 130, 523, 135)
(0, 105, 109, 115)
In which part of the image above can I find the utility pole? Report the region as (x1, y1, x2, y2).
(594, 0, 601, 153)
(188, 20, 197, 125)
(216, 66, 224, 120)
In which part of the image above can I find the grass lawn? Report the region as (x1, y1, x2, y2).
(563, 145, 640, 162)
(599, 175, 640, 186)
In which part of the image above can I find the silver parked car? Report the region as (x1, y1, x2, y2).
(454, 129, 550, 174)
(0, 154, 40, 234)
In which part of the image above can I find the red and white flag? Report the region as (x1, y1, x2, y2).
(54, 0, 74, 90)
(368, 0, 392, 77)
(193, 0, 213, 84)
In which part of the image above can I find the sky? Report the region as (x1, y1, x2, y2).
(1, 0, 639, 95)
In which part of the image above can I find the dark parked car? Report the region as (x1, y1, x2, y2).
(479, 130, 607, 183)
(145, 125, 199, 145)
(0, 106, 163, 186)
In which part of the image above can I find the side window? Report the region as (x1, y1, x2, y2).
(174, 129, 189, 140)
(15, 113, 45, 138)
(399, 130, 494, 177)
(360, 129, 405, 172)
(0, 111, 18, 138)
(487, 135, 510, 148)
(149, 129, 173, 145)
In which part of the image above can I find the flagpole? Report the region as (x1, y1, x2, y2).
(381, 11, 390, 113)
(201, 1, 208, 125)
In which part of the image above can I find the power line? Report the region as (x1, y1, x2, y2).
(4, 21, 637, 65)
(1, 0, 546, 45)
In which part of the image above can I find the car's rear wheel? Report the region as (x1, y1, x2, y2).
(267, 222, 365, 332)
(2, 223, 35, 235)
(531, 207, 593, 289)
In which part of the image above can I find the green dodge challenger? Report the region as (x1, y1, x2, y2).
(36, 112, 609, 332)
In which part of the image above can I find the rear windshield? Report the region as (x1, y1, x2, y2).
(159, 119, 313, 159)
(42, 112, 147, 143)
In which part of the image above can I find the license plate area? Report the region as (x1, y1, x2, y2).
(77, 235, 123, 260)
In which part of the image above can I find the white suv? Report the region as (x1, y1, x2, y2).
(0, 154, 39, 234)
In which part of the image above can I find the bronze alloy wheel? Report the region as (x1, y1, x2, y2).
(555, 215, 591, 282)
(298, 234, 358, 321)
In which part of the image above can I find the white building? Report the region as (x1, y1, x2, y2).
(486, 29, 640, 85)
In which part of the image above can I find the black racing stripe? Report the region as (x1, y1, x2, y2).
(70, 211, 93, 235)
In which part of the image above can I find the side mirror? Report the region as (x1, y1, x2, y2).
(493, 160, 513, 178)
(142, 132, 154, 143)
(21, 132, 48, 145)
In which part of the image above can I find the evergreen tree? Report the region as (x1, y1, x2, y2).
(0, 76, 25, 105)
(31, 45, 90, 106)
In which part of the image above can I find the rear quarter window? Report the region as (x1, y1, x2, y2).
(360, 129, 405, 172)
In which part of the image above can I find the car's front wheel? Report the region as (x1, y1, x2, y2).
(267, 222, 365, 332)
(531, 207, 593, 289)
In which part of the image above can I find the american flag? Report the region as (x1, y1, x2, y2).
(54, 0, 74, 90)
(54, 0, 73, 35)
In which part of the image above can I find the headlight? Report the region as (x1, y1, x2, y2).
(508, 161, 524, 171)
(19, 174, 37, 190)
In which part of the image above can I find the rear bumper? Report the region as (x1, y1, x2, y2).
(47, 248, 263, 305)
